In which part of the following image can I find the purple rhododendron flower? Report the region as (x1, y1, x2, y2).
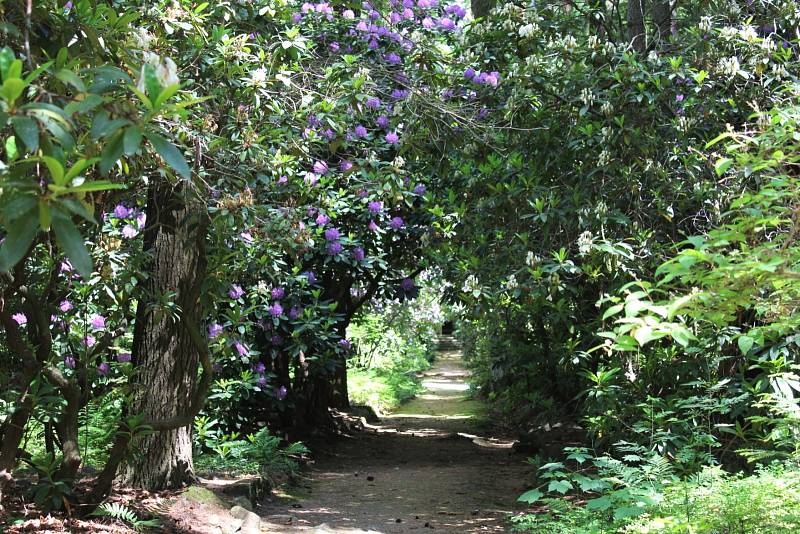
(255, 362, 267, 373)
(271, 335, 284, 346)
(65, 355, 76, 369)
(339, 339, 352, 350)
(305, 172, 320, 186)
(413, 184, 426, 195)
(385, 52, 402, 64)
(316, 213, 330, 226)
(313, 160, 329, 174)
(464, 67, 475, 79)
(368, 220, 379, 231)
(439, 17, 455, 30)
(122, 225, 138, 238)
(276, 386, 288, 400)
(385, 131, 399, 144)
(302, 271, 317, 284)
(271, 287, 285, 300)
(11, 313, 26, 325)
(368, 201, 384, 214)
(390, 11, 402, 23)
(377, 115, 390, 128)
(269, 302, 284, 317)
(289, 306, 302, 319)
(240, 231, 255, 244)
(422, 17, 435, 29)
(97, 362, 110, 376)
(90, 314, 106, 329)
(114, 204, 131, 218)
(401, 277, 415, 291)
(117, 353, 131, 363)
(85, 334, 96, 347)
(257, 375, 268, 386)
(354, 125, 368, 137)
(343, 9, 355, 18)
(389, 216, 405, 229)
(325, 227, 341, 241)
(278, 175, 288, 184)
(229, 284, 245, 299)
(391, 89, 409, 100)
(235, 341, 249, 356)
(209, 323, 223, 338)
(136, 212, 146, 229)
(340, 160, 354, 172)
(352, 247, 366, 261)
(60, 300, 73, 312)
(366, 96, 381, 109)
(328, 242, 343, 255)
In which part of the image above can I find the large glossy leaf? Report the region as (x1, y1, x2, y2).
(145, 131, 190, 178)
(0, 206, 39, 272)
(51, 208, 92, 278)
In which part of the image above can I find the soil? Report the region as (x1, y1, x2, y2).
(259, 339, 533, 533)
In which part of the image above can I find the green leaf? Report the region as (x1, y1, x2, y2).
(153, 83, 180, 110)
(51, 208, 92, 279)
(547, 479, 572, 494)
(0, 47, 15, 81)
(55, 69, 86, 92)
(99, 131, 125, 174)
(4, 135, 18, 160)
(613, 505, 646, 520)
(714, 158, 733, 176)
(145, 132, 190, 178)
(517, 489, 543, 504)
(38, 200, 52, 231)
(602, 303, 624, 320)
(0, 207, 39, 272)
(123, 126, 143, 155)
(586, 496, 613, 511)
(66, 180, 127, 193)
(65, 157, 100, 182)
(10, 116, 38, 152)
(738, 335, 754, 355)
(42, 156, 65, 185)
(1, 77, 25, 103)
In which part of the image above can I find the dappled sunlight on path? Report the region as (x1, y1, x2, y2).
(260, 337, 532, 533)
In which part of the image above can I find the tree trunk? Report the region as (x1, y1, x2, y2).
(627, 0, 646, 52)
(471, 0, 497, 19)
(652, 1, 674, 43)
(122, 180, 207, 491)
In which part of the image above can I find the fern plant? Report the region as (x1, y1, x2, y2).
(91, 502, 161, 532)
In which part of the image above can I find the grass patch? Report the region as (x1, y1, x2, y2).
(348, 368, 423, 414)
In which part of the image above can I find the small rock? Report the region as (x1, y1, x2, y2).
(395, 518, 402, 523)
(291, 503, 303, 509)
(231, 496, 253, 511)
(366, 476, 374, 482)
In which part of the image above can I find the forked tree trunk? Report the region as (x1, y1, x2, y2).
(652, 0, 675, 43)
(122, 180, 207, 491)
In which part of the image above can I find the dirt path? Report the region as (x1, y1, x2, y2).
(261, 337, 532, 533)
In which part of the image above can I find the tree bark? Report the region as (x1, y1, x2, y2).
(121, 179, 208, 491)
(652, 1, 674, 43)
(471, 0, 497, 19)
(627, 0, 646, 52)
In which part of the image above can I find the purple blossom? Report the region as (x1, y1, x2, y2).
(278, 175, 288, 185)
(368, 220, 379, 232)
(113, 204, 131, 219)
(340, 160, 354, 172)
(389, 216, 405, 229)
(358, 189, 369, 198)
(257, 375, 268, 386)
(391, 89, 409, 100)
(338, 339, 352, 350)
(235, 341, 249, 357)
(401, 277, 415, 291)
(676, 94, 685, 102)
(313, 160, 329, 174)
(60, 261, 73, 273)
(385, 131, 400, 144)
(271, 287, 285, 300)
(117, 352, 131, 363)
(97, 362, 110, 376)
(305, 172, 320, 186)
(271, 335, 284, 346)
(254, 362, 267, 373)
(413, 184, 426, 195)
(229, 284, 245, 300)
(352, 247, 366, 261)
(136, 212, 146, 229)
(316, 213, 330, 226)
(324, 227, 341, 241)
(366, 96, 381, 109)
(240, 231, 255, 244)
(356, 20, 369, 31)
(390, 11, 402, 24)
(11, 313, 27, 325)
(90, 314, 106, 329)
(377, 115, 390, 128)
(276, 385, 288, 400)
(343, 9, 355, 18)
(289, 306, 302, 319)
(439, 17, 456, 30)
(302, 271, 317, 284)
(64, 355, 76, 369)
(354, 125, 368, 138)
(269, 302, 284, 317)
(84, 334, 96, 347)
(368, 201, 384, 214)
(328, 241, 343, 255)
(422, 17, 435, 29)
(402, 7, 414, 18)
(208, 323, 223, 338)
(59, 300, 73, 313)
(122, 225, 138, 239)
(385, 52, 402, 64)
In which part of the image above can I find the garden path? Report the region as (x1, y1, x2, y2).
(260, 337, 532, 533)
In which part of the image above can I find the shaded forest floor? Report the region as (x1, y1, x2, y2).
(258, 338, 533, 533)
